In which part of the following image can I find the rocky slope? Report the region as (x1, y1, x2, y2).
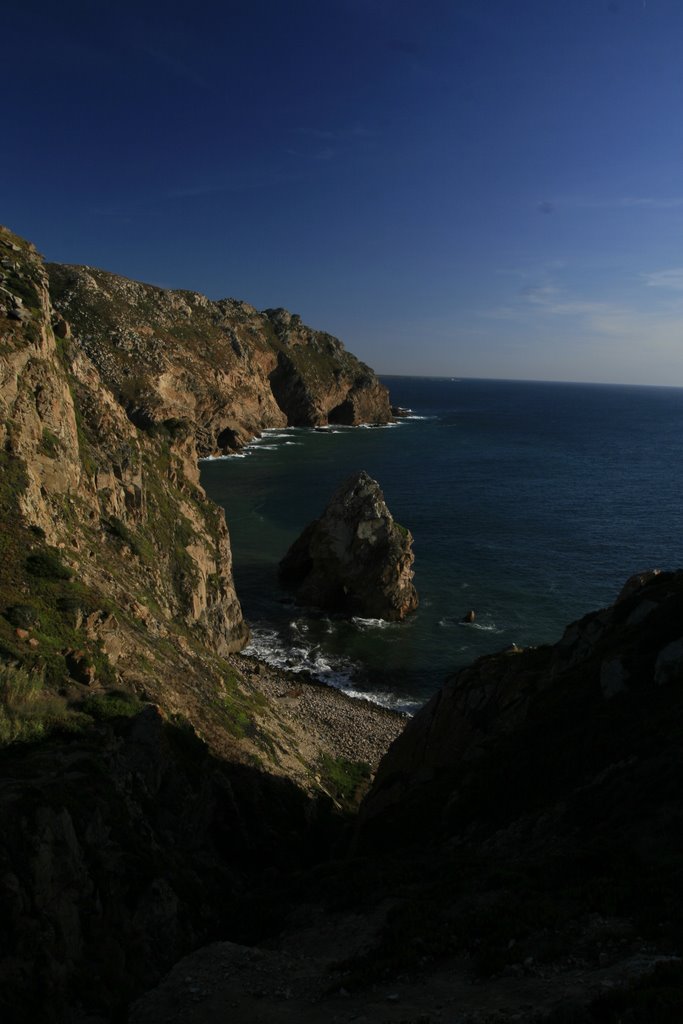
(128, 569, 683, 1024)
(47, 264, 392, 453)
(3, 223, 683, 1023)
(0, 223, 393, 760)
(279, 471, 418, 620)
(0, 226, 401, 1022)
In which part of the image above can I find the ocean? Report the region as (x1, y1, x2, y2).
(200, 377, 683, 712)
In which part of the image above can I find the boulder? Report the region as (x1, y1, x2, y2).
(279, 471, 418, 621)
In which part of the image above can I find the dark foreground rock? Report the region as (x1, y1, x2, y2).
(129, 567, 683, 1021)
(279, 471, 418, 621)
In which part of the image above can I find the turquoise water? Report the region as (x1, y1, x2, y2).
(200, 377, 683, 711)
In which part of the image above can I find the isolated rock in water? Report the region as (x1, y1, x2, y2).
(279, 471, 418, 621)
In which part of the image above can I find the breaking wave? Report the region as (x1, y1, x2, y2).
(240, 623, 420, 714)
(351, 616, 393, 630)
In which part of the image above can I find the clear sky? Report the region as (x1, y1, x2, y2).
(5, 0, 683, 385)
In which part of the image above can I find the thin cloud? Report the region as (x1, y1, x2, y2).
(166, 170, 303, 199)
(538, 195, 683, 212)
(485, 281, 627, 324)
(519, 283, 619, 318)
(642, 268, 683, 290)
(617, 197, 683, 209)
(519, 284, 561, 304)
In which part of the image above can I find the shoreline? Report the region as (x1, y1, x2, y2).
(231, 652, 408, 774)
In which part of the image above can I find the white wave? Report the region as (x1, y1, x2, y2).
(239, 624, 418, 713)
(351, 616, 392, 630)
(241, 626, 357, 688)
(438, 616, 503, 633)
(284, 441, 303, 446)
(459, 620, 504, 633)
(341, 687, 422, 715)
(200, 451, 249, 460)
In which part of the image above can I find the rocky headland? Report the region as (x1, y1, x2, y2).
(279, 470, 418, 621)
(1, 224, 683, 1023)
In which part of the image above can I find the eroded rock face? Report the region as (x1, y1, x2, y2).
(358, 567, 683, 849)
(0, 225, 248, 662)
(279, 471, 418, 621)
(0, 707, 328, 1024)
(46, 268, 392, 450)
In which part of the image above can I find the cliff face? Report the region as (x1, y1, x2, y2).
(350, 569, 683, 989)
(5, 223, 683, 1022)
(361, 568, 683, 844)
(0, 225, 393, 757)
(127, 570, 683, 1023)
(0, 225, 400, 1022)
(1, 226, 247, 694)
(0, 706, 330, 1024)
(47, 265, 392, 452)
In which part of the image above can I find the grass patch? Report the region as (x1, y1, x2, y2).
(318, 754, 371, 804)
(37, 428, 61, 458)
(26, 549, 73, 581)
(81, 691, 141, 721)
(0, 663, 82, 745)
(107, 517, 155, 562)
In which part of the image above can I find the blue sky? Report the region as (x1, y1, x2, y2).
(5, 0, 683, 384)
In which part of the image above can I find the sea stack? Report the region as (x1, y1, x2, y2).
(279, 471, 418, 621)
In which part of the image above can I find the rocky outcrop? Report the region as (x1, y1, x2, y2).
(0, 226, 403, 1021)
(279, 471, 418, 621)
(0, 705, 337, 1024)
(46, 269, 392, 452)
(0, 225, 248, 691)
(0, 225, 395, 770)
(359, 567, 683, 848)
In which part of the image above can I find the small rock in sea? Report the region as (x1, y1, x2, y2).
(462, 609, 476, 623)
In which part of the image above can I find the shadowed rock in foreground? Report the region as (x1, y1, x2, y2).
(279, 471, 418, 621)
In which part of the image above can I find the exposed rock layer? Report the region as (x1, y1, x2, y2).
(360, 567, 683, 858)
(0, 225, 248, 672)
(279, 471, 418, 621)
(0, 225, 402, 1022)
(3, 224, 683, 1022)
(46, 265, 392, 453)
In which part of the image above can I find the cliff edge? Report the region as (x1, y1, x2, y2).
(47, 264, 392, 453)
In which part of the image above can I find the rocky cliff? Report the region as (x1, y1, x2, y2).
(46, 264, 392, 453)
(3, 223, 683, 1023)
(0, 226, 399, 1022)
(129, 569, 683, 1024)
(279, 470, 418, 621)
(360, 568, 683, 845)
(0, 225, 250, 714)
(0, 224, 392, 757)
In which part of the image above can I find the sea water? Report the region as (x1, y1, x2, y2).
(200, 377, 683, 712)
